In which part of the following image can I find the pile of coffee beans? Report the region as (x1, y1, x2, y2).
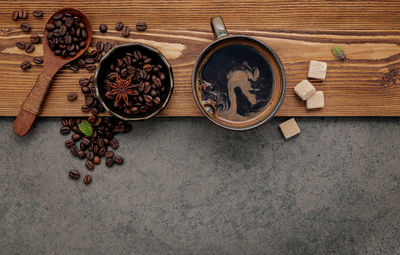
(45, 12, 88, 57)
(102, 49, 168, 116)
(61, 116, 129, 171)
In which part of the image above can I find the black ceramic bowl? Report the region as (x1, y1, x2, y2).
(94, 43, 174, 120)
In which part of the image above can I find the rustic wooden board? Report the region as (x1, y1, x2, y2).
(1, 0, 400, 117)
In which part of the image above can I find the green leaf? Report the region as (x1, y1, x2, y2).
(331, 45, 346, 61)
(78, 120, 93, 136)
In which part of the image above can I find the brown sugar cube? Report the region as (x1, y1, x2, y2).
(279, 118, 300, 139)
(306, 91, 325, 109)
(294, 80, 316, 100)
(308, 61, 327, 80)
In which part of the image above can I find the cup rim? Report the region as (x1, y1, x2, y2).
(94, 43, 174, 121)
(192, 35, 286, 131)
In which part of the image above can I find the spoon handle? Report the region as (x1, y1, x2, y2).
(13, 70, 54, 136)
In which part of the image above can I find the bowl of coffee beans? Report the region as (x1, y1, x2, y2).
(94, 43, 173, 120)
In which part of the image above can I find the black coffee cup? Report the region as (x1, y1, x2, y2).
(192, 16, 286, 130)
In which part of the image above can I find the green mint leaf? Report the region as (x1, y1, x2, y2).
(78, 120, 93, 136)
(331, 45, 346, 61)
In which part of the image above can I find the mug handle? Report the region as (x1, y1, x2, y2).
(210, 16, 228, 39)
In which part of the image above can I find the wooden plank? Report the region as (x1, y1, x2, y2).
(0, 0, 400, 117)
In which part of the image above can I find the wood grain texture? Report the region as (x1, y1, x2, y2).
(1, 0, 400, 117)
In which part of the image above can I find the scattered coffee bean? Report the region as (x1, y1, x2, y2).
(115, 21, 124, 31)
(93, 156, 101, 165)
(99, 24, 107, 33)
(19, 9, 27, 19)
(60, 126, 71, 134)
(24, 43, 34, 53)
(105, 151, 114, 159)
(65, 139, 75, 148)
(136, 22, 147, 31)
(16, 41, 25, 50)
(11, 11, 19, 21)
(33, 56, 43, 64)
(70, 146, 79, 157)
(69, 169, 80, 179)
(67, 92, 78, 102)
(20, 60, 31, 70)
(105, 158, 114, 167)
(20, 23, 31, 32)
(83, 174, 92, 184)
(78, 150, 86, 159)
(86, 64, 96, 71)
(114, 156, 124, 165)
(32, 10, 43, 18)
(81, 105, 90, 112)
(110, 139, 119, 149)
(85, 160, 95, 170)
(30, 34, 41, 44)
(121, 26, 130, 37)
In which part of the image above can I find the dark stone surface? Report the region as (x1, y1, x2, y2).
(0, 117, 399, 254)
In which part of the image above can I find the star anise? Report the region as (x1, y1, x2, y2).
(105, 73, 136, 107)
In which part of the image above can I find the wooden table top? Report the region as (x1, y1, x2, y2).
(1, 0, 400, 117)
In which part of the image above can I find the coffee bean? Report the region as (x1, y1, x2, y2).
(87, 151, 94, 161)
(114, 156, 124, 165)
(20, 60, 31, 70)
(16, 41, 25, 50)
(30, 34, 41, 44)
(152, 75, 162, 88)
(93, 156, 101, 165)
(153, 97, 161, 105)
(83, 174, 92, 184)
(45, 23, 55, 31)
(79, 78, 90, 87)
(11, 11, 19, 21)
(69, 64, 79, 71)
(121, 26, 130, 37)
(104, 42, 112, 53)
(72, 133, 81, 141)
(67, 92, 78, 102)
(115, 21, 124, 31)
(69, 169, 80, 179)
(105, 158, 114, 167)
(136, 22, 147, 31)
(33, 56, 43, 64)
(53, 13, 63, 20)
(99, 24, 107, 33)
(159, 72, 166, 81)
(78, 150, 86, 159)
(70, 146, 79, 157)
(24, 43, 34, 53)
(18, 9, 27, 19)
(33, 10, 43, 18)
(98, 147, 107, 157)
(96, 41, 104, 52)
(20, 23, 31, 32)
(60, 126, 71, 134)
(85, 160, 95, 170)
(65, 139, 75, 148)
(105, 151, 114, 159)
(68, 118, 75, 127)
(86, 64, 96, 71)
(59, 25, 67, 36)
(110, 139, 119, 149)
(133, 50, 142, 60)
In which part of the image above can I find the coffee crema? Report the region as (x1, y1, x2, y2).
(199, 44, 275, 122)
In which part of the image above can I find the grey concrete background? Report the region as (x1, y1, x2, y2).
(0, 117, 400, 254)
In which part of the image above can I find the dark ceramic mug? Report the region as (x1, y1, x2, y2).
(192, 16, 286, 130)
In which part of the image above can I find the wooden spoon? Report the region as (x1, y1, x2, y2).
(13, 8, 92, 136)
